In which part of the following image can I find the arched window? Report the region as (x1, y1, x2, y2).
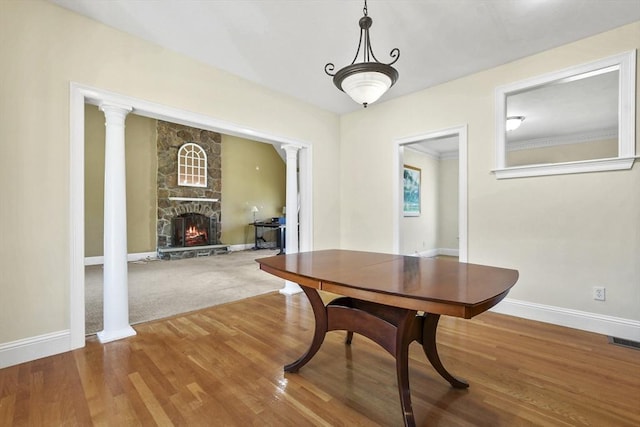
(178, 143, 207, 187)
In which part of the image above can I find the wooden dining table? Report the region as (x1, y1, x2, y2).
(257, 249, 519, 427)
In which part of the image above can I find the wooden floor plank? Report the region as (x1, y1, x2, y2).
(0, 291, 638, 426)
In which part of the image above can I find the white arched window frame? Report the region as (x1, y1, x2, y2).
(178, 143, 207, 187)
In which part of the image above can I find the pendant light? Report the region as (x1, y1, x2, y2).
(325, 0, 400, 108)
(506, 116, 525, 131)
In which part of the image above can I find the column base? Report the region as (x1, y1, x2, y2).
(97, 325, 137, 344)
(279, 280, 303, 295)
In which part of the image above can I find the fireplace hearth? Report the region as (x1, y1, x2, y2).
(158, 210, 227, 260)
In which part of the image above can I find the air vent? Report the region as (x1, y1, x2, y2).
(608, 336, 640, 350)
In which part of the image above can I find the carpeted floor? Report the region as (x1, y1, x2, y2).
(85, 249, 283, 335)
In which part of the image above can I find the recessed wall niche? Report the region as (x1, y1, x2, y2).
(156, 121, 222, 249)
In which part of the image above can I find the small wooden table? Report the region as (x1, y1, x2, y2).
(257, 250, 519, 427)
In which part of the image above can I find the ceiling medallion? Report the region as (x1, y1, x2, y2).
(325, 0, 400, 108)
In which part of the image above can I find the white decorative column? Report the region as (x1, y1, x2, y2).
(97, 102, 136, 343)
(280, 144, 302, 295)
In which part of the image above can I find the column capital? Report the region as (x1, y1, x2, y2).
(99, 102, 133, 123)
(281, 144, 302, 154)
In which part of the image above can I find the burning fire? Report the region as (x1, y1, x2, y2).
(185, 225, 208, 245)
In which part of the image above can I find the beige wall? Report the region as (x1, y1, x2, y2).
(400, 150, 459, 255)
(221, 136, 286, 246)
(341, 22, 640, 321)
(0, 0, 340, 344)
(0, 0, 637, 359)
(85, 105, 157, 257)
(401, 150, 438, 254)
(438, 157, 459, 251)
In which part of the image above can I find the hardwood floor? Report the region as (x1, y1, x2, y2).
(1, 291, 638, 426)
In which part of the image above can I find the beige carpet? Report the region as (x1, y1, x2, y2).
(85, 249, 282, 335)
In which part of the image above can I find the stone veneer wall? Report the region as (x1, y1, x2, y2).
(156, 121, 222, 248)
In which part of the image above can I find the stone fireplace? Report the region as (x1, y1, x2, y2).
(156, 121, 227, 259)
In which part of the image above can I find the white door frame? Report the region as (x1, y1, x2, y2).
(69, 82, 313, 349)
(392, 125, 467, 262)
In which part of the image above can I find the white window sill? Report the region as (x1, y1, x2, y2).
(493, 157, 636, 179)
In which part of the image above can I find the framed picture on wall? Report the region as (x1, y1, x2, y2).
(403, 165, 421, 217)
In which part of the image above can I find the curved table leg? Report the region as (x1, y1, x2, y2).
(421, 313, 469, 389)
(285, 286, 328, 373)
(345, 331, 354, 345)
(396, 332, 416, 426)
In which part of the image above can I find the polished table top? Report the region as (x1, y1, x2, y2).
(257, 249, 519, 318)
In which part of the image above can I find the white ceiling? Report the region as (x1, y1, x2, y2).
(50, 0, 640, 116)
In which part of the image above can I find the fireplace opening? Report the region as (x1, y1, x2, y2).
(173, 213, 218, 247)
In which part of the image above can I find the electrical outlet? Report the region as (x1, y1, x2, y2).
(593, 287, 606, 301)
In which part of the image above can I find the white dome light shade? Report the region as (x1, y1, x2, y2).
(325, 1, 400, 107)
(341, 71, 392, 106)
(506, 116, 525, 131)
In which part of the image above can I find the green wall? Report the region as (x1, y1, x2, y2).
(221, 135, 286, 246)
(84, 106, 285, 256)
(85, 105, 157, 257)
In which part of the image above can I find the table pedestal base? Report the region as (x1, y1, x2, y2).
(286, 287, 468, 427)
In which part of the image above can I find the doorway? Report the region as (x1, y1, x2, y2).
(393, 125, 467, 262)
(70, 83, 313, 349)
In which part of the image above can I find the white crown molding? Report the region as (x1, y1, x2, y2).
(507, 127, 618, 151)
(439, 150, 459, 160)
(406, 145, 459, 160)
(405, 144, 440, 160)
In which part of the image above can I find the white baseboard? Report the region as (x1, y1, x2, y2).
(439, 248, 459, 257)
(492, 298, 640, 342)
(0, 330, 72, 369)
(85, 246, 264, 264)
(85, 251, 157, 266)
(227, 243, 254, 252)
(415, 248, 438, 257)
(5, 293, 636, 370)
(414, 248, 459, 257)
